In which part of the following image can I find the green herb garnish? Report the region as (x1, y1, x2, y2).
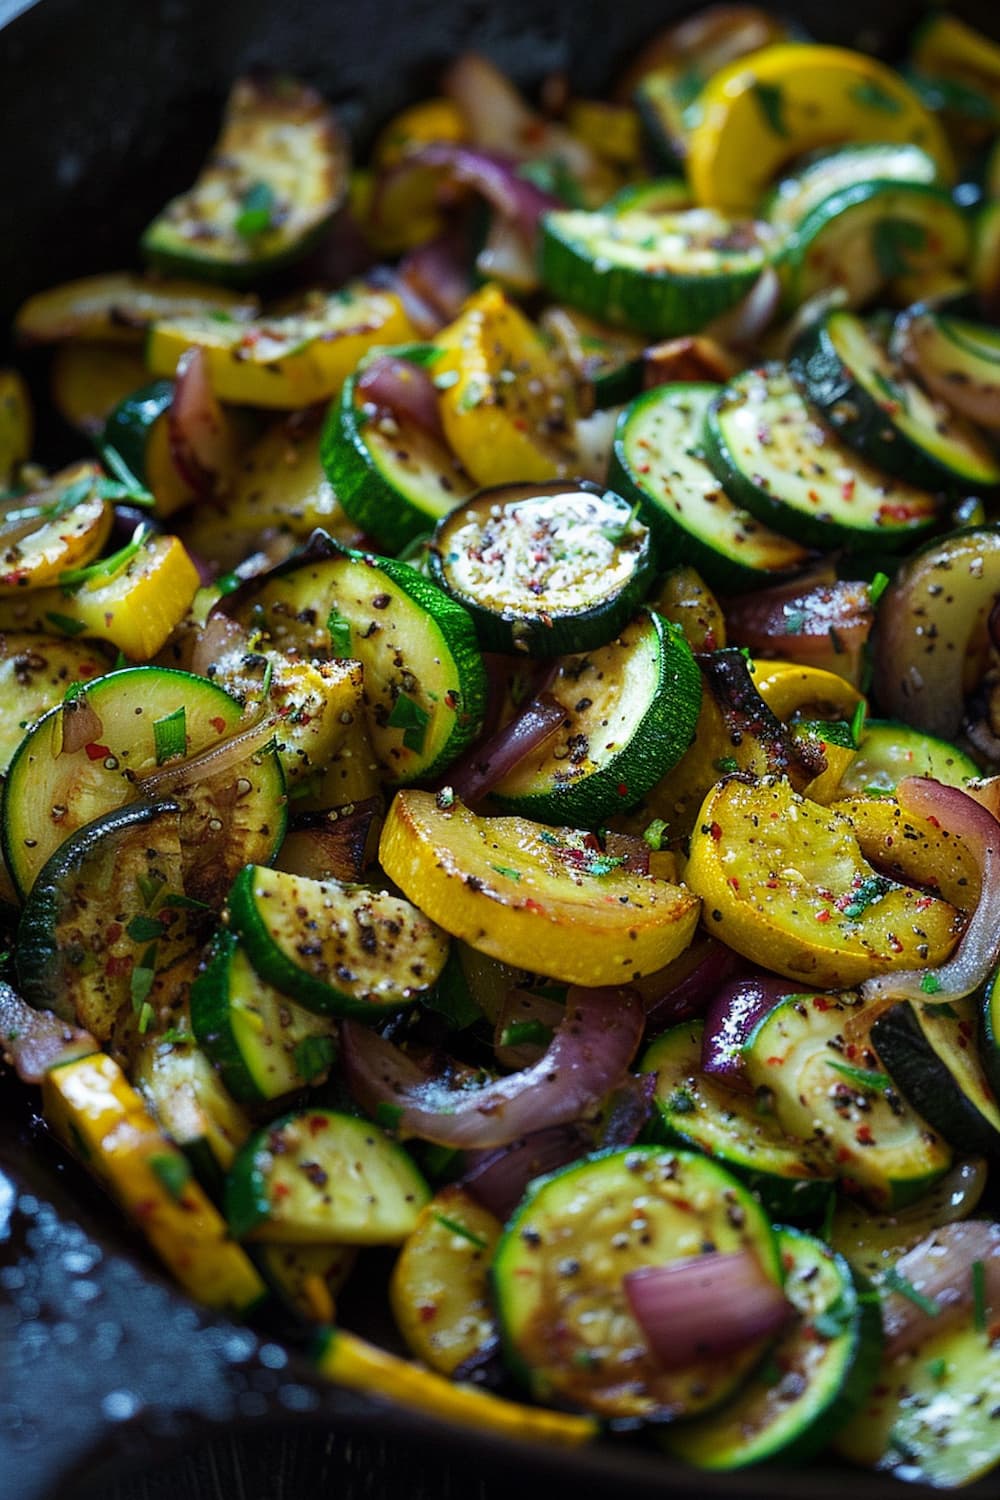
(387, 693, 430, 754)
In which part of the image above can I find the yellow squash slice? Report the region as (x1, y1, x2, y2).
(686, 44, 954, 212)
(379, 789, 700, 986)
(685, 775, 962, 987)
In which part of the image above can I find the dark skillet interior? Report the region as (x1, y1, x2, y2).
(1, 0, 999, 1496)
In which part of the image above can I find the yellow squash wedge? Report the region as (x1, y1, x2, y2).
(750, 660, 866, 724)
(379, 789, 700, 986)
(0, 532, 200, 659)
(43, 1051, 265, 1312)
(390, 1185, 501, 1376)
(314, 1326, 596, 1446)
(0, 369, 32, 485)
(0, 461, 113, 593)
(0, 633, 108, 773)
(15, 271, 257, 346)
(49, 342, 151, 434)
(434, 286, 579, 486)
(686, 44, 954, 212)
(831, 793, 983, 912)
(685, 775, 963, 987)
(146, 284, 414, 408)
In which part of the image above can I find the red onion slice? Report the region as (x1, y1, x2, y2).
(168, 347, 237, 499)
(882, 1220, 1000, 1359)
(635, 936, 740, 1036)
(445, 691, 565, 807)
(624, 1251, 791, 1369)
(462, 1124, 589, 1221)
(357, 354, 446, 443)
(0, 983, 96, 1076)
(374, 143, 559, 252)
(702, 267, 782, 352)
(701, 975, 795, 1091)
(724, 576, 872, 687)
(59, 693, 106, 757)
(442, 53, 598, 181)
(397, 233, 474, 328)
(593, 1071, 658, 1150)
(860, 777, 998, 1008)
(341, 985, 645, 1148)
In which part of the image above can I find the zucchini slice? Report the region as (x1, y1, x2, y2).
(190, 927, 340, 1102)
(489, 611, 701, 827)
(666, 1227, 882, 1469)
(227, 864, 450, 1018)
(142, 75, 348, 286)
(1, 665, 280, 898)
(685, 775, 962, 990)
(256, 1241, 357, 1323)
(790, 311, 1000, 492)
(492, 1145, 781, 1421)
(0, 633, 108, 775)
(893, 305, 1000, 433)
(836, 719, 977, 797)
(379, 789, 701, 987)
(49, 343, 150, 436)
(762, 143, 941, 235)
(146, 282, 414, 409)
(836, 1233, 1000, 1487)
(323, 347, 475, 551)
(43, 1050, 266, 1311)
(429, 481, 654, 657)
(224, 1107, 430, 1244)
(225, 536, 487, 784)
(704, 364, 940, 553)
(539, 305, 645, 410)
(132, 1031, 252, 1189)
(390, 1184, 502, 1376)
(540, 207, 776, 337)
(609, 381, 812, 592)
(785, 181, 970, 310)
(743, 992, 953, 1210)
(871, 999, 1000, 1157)
(102, 381, 197, 518)
(14, 270, 258, 345)
(15, 799, 201, 1041)
(640, 1021, 834, 1218)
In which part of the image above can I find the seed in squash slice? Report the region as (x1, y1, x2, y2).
(685, 776, 962, 988)
(378, 789, 700, 986)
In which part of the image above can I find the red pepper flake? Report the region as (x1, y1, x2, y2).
(709, 821, 723, 841)
(84, 742, 112, 761)
(309, 1115, 329, 1134)
(105, 922, 122, 944)
(273, 1182, 291, 1200)
(807, 488, 821, 505)
(835, 1147, 853, 1164)
(523, 897, 545, 914)
(703, 630, 717, 651)
(925, 814, 941, 828)
(765, 877, 779, 889)
(209, 716, 226, 734)
(728, 876, 740, 890)
(418, 1303, 438, 1324)
(814, 908, 831, 923)
(887, 934, 903, 954)
(766, 1055, 784, 1067)
(617, 782, 629, 798)
(104, 955, 132, 978)
(855, 1125, 874, 1145)
(811, 996, 832, 1010)
(841, 479, 855, 501)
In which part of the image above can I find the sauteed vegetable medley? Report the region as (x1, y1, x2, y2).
(7, 4, 1000, 1485)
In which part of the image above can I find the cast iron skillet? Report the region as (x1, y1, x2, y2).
(0, 0, 998, 1495)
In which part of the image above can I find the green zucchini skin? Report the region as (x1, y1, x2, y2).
(871, 1000, 1000, 1158)
(16, 798, 192, 1032)
(743, 992, 953, 1211)
(224, 1107, 430, 1243)
(984, 966, 1000, 1101)
(322, 346, 475, 552)
(539, 207, 774, 337)
(762, 143, 941, 236)
(666, 1227, 883, 1469)
(492, 1145, 781, 1422)
(608, 381, 812, 593)
(428, 480, 655, 658)
(704, 364, 940, 554)
(837, 719, 978, 797)
(790, 311, 1000, 492)
(141, 75, 348, 287)
(223, 531, 488, 785)
(640, 1021, 835, 1219)
(489, 610, 701, 828)
(227, 864, 450, 1019)
(101, 380, 174, 482)
(190, 926, 340, 1103)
